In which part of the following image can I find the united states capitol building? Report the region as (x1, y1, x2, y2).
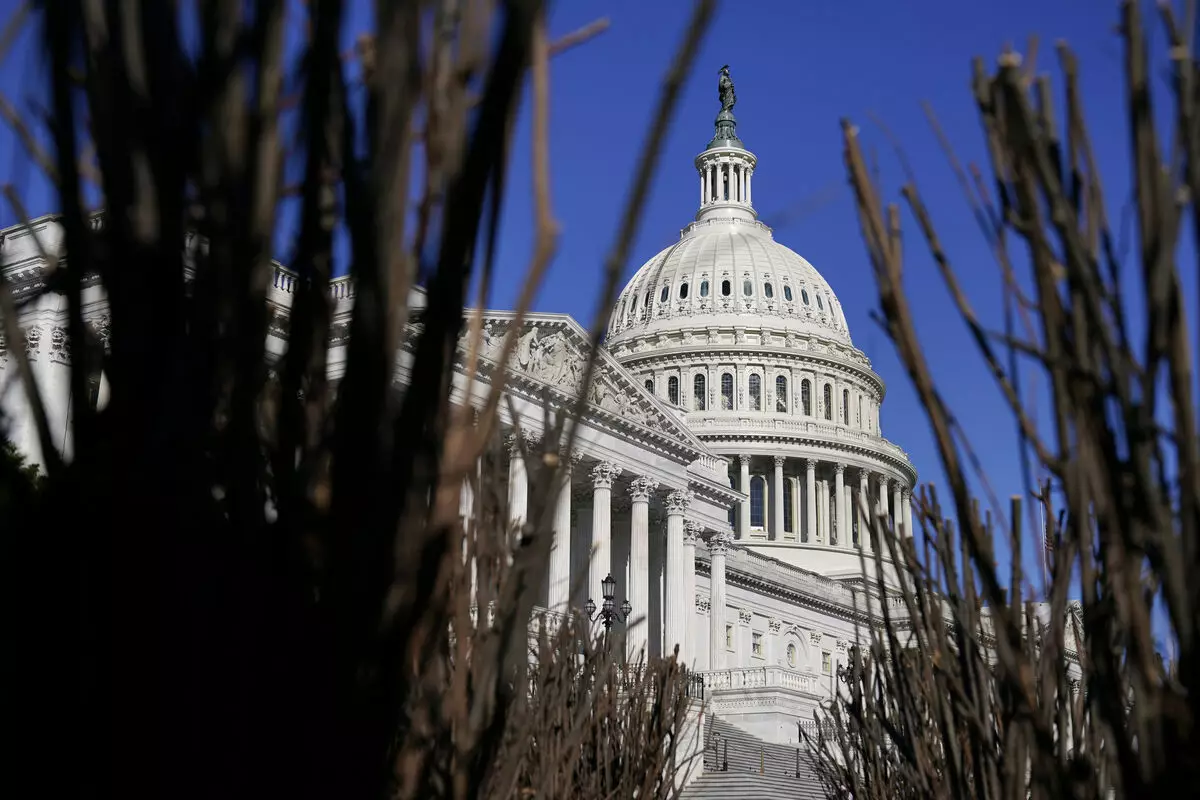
(1, 73, 917, 794)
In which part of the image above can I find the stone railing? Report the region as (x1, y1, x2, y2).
(683, 412, 911, 465)
(270, 263, 355, 302)
(701, 665, 820, 695)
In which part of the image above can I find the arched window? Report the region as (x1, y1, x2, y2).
(742, 279, 753, 296)
(750, 476, 766, 528)
(700, 280, 710, 297)
(801, 379, 812, 416)
(784, 285, 793, 301)
(643, 291, 650, 311)
(679, 282, 689, 299)
(644, 378, 653, 392)
(668, 376, 680, 405)
(721, 372, 734, 409)
(630, 295, 638, 314)
(721, 279, 731, 296)
(764, 282, 774, 298)
(783, 479, 794, 533)
(858, 396, 864, 427)
(775, 375, 787, 412)
(843, 389, 850, 425)
(749, 374, 762, 411)
(694, 374, 706, 410)
(660, 286, 669, 303)
(823, 384, 833, 420)
(816, 293, 825, 311)
(801, 289, 810, 305)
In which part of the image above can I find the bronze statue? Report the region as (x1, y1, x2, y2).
(718, 65, 736, 114)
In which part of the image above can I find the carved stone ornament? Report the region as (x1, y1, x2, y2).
(665, 489, 692, 515)
(768, 619, 782, 634)
(738, 453, 752, 468)
(505, 429, 540, 457)
(49, 326, 70, 365)
(628, 476, 658, 502)
(709, 531, 731, 556)
(773, 455, 785, 468)
(24, 325, 42, 362)
(809, 631, 823, 645)
(683, 519, 702, 545)
(834, 462, 845, 476)
(696, 595, 711, 614)
(590, 461, 621, 489)
(0, 330, 7, 368)
(836, 639, 849, 653)
(738, 608, 753, 625)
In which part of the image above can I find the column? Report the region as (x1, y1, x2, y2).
(507, 433, 530, 536)
(627, 476, 657, 660)
(892, 482, 903, 534)
(858, 469, 871, 550)
(548, 455, 578, 613)
(664, 489, 690, 660)
(683, 520, 701, 666)
(708, 532, 730, 671)
(746, 167, 753, 205)
(460, 472, 476, 605)
(772, 455, 785, 541)
(589, 461, 621, 605)
(902, 488, 914, 539)
(738, 454, 751, 539)
(710, 163, 717, 202)
(818, 480, 828, 544)
(701, 163, 708, 206)
(834, 464, 846, 548)
(740, 165, 747, 203)
(805, 458, 817, 544)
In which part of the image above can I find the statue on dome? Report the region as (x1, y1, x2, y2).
(718, 65, 736, 113)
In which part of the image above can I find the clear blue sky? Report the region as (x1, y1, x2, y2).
(1, 1, 1188, 592)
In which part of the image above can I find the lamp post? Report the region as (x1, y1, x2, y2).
(584, 573, 632, 631)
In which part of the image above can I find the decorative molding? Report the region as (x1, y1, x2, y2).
(737, 608, 753, 625)
(768, 618, 782, 634)
(590, 461, 621, 489)
(628, 476, 658, 502)
(696, 594, 711, 614)
(49, 326, 70, 365)
(836, 639, 849, 653)
(809, 631, 823, 645)
(683, 519, 702, 545)
(709, 531, 731, 556)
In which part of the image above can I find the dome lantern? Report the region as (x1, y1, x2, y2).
(695, 65, 757, 224)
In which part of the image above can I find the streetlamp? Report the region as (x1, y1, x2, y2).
(584, 573, 632, 631)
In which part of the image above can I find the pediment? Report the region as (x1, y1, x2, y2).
(459, 313, 703, 452)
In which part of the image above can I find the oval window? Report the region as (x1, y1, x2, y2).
(784, 285, 793, 301)
(700, 280, 710, 297)
(721, 279, 732, 296)
(764, 282, 774, 298)
(660, 286, 669, 303)
(801, 289, 810, 305)
(816, 293, 825, 310)
(742, 279, 753, 296)
(679, 282, 689, 299)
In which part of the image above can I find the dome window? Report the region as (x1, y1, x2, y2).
(749, 476, 766, 528)
(660, 286, 670, 303)
(721, 372, 734, 409)
(749, 374, 762, 411)
(645, 378, 654, 392)
(721, 279, 731, 296)
(630, 295, 638, 312)
(679, 282, 689, 299)
(816, 293, 825, 311)
(783, 480, 794, 532)
(784, 285, 793, 302)
(668, 376, 680, 405)
(775, 375, 788, 412)
(694, 374, 706, 410)
(700, 280, 710, 297)
(742, 279, 753, 296)
(801, 289, 810, 305)
(801, 379, 812, 416)
(843, 389, 851, 425)
(823, 383, 833, 421)
(764, 282, 774, 299)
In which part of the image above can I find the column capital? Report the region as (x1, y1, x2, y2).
(665, 489, 693, 515)
(804, 458, 817, 471)
(738, 453, 753, 467)
(773, 454, 786, 468)
(683, 519, 703, 544)
(709, 530, 732, 555)
(628, 476, 658, 502)
(878, 474, 891, 489)
(590, 461, 622, 489)
(901, 486, 912, 500)
(506, 429, 540, 457)
(833, 462, 845, 476)
(857, 467, 872, 483)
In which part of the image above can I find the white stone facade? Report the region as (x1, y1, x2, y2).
(0, 106, 919, 751)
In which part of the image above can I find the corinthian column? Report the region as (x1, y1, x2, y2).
(506, 433, 530, 536)
(708, 531, 730, 670)
(683, 520, 701, 666)
(858, 469, 871, 550)
(627, 476, 657, 661)
(589, 461, 621, 605)
(737, 454, 751, 538)
(664, 489, 691, 660)
(892, 482, 903, 535)
(548, 454, 580, 613)
(805, 458, 816, 544)
(834, 463, 846, 547)
(772, 455, 785, 541)
(903, 489, 914, 539)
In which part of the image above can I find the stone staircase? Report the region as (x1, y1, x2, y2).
(681, 716, 827, 799)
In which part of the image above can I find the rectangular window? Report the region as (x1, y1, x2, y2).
(783, 479, 794, 533)
(752, 632, 764, 658)
(725, 624, 735, 651)
(822, 651, 832, 674)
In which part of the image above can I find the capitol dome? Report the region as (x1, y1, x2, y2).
(605, 71, 915, 580)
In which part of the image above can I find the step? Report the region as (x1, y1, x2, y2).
(680, 771, 829, 800)
(703, 717, 821, 780)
